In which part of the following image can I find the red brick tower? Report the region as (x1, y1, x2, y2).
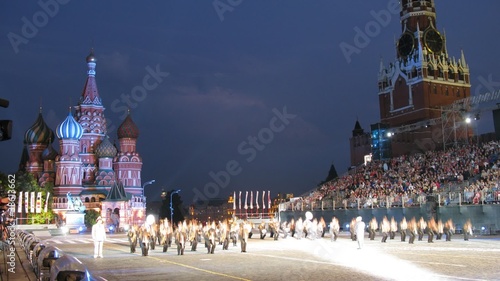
(377, 0, 471, 156)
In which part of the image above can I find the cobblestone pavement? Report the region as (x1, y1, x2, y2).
(13, 232, 496, 281)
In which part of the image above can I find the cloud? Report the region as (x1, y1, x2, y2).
(99, 51, 131, 78)
(172, 85, 266, 110)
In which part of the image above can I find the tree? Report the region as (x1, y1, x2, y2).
(0, 171, 55, 224)
(158, 189, 185, 225)
(84, 209, 100, 228)
(319, 164, 339, 186)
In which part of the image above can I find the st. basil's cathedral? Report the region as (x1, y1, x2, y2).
(20, 50, 146, 226)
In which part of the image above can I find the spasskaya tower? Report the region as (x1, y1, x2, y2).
(376, 0, 470, 157)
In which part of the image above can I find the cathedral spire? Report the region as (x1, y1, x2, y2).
(79, 49, 102, 106)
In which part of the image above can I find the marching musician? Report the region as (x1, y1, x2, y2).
(368, 217, 378, 240)
(350, 217, 357, 241)
(444, 219, 454, 241)
(389, 217, 397, 240)
(381, 216, 390, 243)
(239, 220, 251, 253)
(127, 225, 138, 253)
(175, 221, 187, 255)
(329, 217, 340, 242)
(427, 217, 437, 243)
(463, 219, 473, 241)
(417, 217, 427, 241)
(399, 217, 407, 242)
(407, 217, 417, 244)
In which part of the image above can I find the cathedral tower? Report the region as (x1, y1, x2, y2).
(114, 111, 143, 195)
(54, 110, 84, 195)
(23, 108, 54, 181)
(74, 50, 107, 186)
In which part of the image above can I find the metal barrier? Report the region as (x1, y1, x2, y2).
(36, 245, 63, 281)
(50, 255, 93, 281)
(282, 188, 500, 211)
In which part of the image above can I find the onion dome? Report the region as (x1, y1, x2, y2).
(56, 111, 84, 140)
(96, 136, 117, 158)
(117, 111, 139, 139)
(24, 109, 55, 145)
(86, 48, 96, 63)
(42, 142, 58, 161)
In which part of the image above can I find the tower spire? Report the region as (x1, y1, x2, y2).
(460, 49, 467, 68)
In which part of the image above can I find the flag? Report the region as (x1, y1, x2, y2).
(24, 191, 29, 213)
(244, 191, 248, 209)
(44, 192, 50, 213)
(36, 192, 42, 213)
(256, 191, 259, 209)
(239, 191, 242, 210)
(250, 191, 253, 209)
(233, 191, 236, 210)
(262, 191, 266, 209)
(30, 192, 35, 213)
(268, 190, 271, 209)
(17, 192, 23, 213)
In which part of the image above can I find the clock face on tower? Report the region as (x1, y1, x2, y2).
(424, 28, 443, 53)
(397, 32, 415, 57)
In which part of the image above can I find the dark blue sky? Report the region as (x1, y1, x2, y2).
(2, 1, 500, 204)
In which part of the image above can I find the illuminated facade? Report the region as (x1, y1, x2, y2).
(21, 51, 145, 226)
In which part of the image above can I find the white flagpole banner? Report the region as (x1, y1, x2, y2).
(24, 191, 29, 213)
(256, 191, 259, 209)
(250, 191, 253, 209)
(233, 191, 236, 210)
(44, 192, 50, 213)
(239, 191, 242, 210)
(268, 190, 271, 209)
(30, 192, 35, 213)
(244, 191, 248, 210)
(36, 192, 42, 213)
(17, 192, 23, 213)
(262, 191, 266, 209)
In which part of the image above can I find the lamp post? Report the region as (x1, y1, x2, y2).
(142, 180, 155, 206)
(170, 189, 181, 224)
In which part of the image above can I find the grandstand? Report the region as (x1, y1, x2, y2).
(280, 140, 500, 234)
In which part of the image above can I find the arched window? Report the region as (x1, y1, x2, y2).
(438, 67, 444, 78)
(448, 69, 455, 81)
(427, 65, 434, 77)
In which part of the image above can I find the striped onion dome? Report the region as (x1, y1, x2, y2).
(24, 110, 55, 145)
(56, 112, 84, 140)
(42, 143, 58, 161)
(117, 112, 139, 139)
(95, 136, 117, 158)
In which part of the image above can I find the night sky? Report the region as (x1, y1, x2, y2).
(1, 1, 500, 204)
